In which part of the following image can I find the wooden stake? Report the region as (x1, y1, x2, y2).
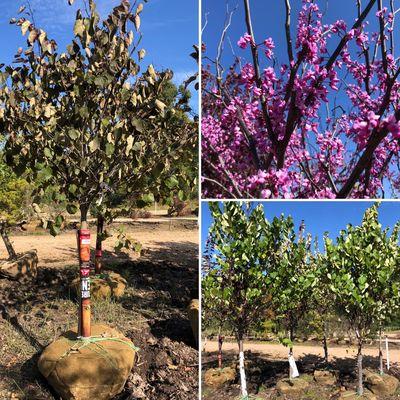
(78, 219, 91, 338)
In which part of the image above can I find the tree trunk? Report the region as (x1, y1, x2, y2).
(94, 214, 104, 275)
(238, 333, 248, 398)
(78, 206, 91, 338)
(0, 223, 17, 260)
(218, 333, 223, 369)
(386, 336, 390, 370)
(323, 321, 329, 364)
(289, 326, 296, 380)
(357, 340, 364, 395)
(379, 330, 384, 375)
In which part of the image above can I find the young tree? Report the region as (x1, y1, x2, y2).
(202, 0, 400, 199)
(324, 203, 400, 395)
(204, 202, 271, 397)
(267, 218, 315, 379)
(202, 236, 227, 369)
(0, 0, 196, 337)
(311, 235, 335, 364)
(91, 78, 198, 275)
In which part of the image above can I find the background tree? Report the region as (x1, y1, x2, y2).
(0, 0, 197, 337)
(0, 161, 31, 260)
(204, 201, 271, 398)
(202, 0, 400, 199)
(324, 203, 400, 395)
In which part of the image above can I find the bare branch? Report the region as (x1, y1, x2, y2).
(377, 0, 388, 77)
(243, 0, 277, 147)
(325, 0, 377, 71)
(284, 0, 294, 64)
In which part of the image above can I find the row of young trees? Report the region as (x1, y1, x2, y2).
(202, 202, 400, 397)
(0, 0, 197, 337)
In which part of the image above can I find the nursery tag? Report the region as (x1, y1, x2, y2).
(289, 355, 299, 378)
(81, 277, 90, 299)
(78, 229, 91, 262)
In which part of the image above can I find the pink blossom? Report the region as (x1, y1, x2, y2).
(237, 33, 254, 49)
(202, 0, 400, 199)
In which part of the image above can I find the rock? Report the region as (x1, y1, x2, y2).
(0, 250, 38, 279)
(38, 324, 136, 400)
(364, 369, 399, 396)
(187, 299, 199, 346)
(338, 389, 377, 400)
(314, 370, 337, 386)
(276, 378, 310, 396)
(71, 272, 127, 299)
(204, 367, 236, 388)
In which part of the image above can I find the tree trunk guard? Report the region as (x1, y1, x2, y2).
(78, 226, 91, 338)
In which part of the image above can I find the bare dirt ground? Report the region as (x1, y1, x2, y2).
(0, 219, 199, 400)
(202, 340, 400, 400)
(204, 340, 400, 362)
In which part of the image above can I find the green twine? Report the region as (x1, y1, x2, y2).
(78, 336, 139, 352)
(60, 335, 139, 363)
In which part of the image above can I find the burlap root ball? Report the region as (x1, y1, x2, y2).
(70, 272, 127, 299)
(187, 299, 199, 346)
(38, 324, 136, 400)
(0, 250, 38, 279)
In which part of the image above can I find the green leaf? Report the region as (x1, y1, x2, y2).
(132, 118, 143, 133)
(166, 176, 179, 189)
(50, 223, 60, 237)
(66, 204, 78, 214)
(89, 137, 100, 152)
(68, 184, 77, 194)
(44, 147, 52, 158)
(105, 143, 115, 156)
(101, 118, 110, 127)
(21, 20, 31, 36)
(55, 215, 64, 227)
(74, 19, 85, 37)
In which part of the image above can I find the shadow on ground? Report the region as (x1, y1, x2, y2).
(202, 349, 400, 399)
(0, 238, 199, 400)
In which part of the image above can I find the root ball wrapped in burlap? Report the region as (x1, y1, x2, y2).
(187, 299, 199, 346)
(70, 272, 127, 299)
(38, 324, 136, 400)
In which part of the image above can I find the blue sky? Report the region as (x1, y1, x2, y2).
(0, 0, 198, 112)
(201, 201, 400, 252)
(202, 0, 397, 69)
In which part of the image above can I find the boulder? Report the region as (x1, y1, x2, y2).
(276, 377, 310, 396)
(38, 324, 136, 400)
(0, 250, 38, 279)
(364, 369, 399, 396)
(314, 370, 337, 386)
(338, 389, 377, 400)
(204, 367, 236, 388)
(187, 299, 199, 346)
(71, 272, 127, 299)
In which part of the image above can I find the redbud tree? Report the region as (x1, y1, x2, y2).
(202, 0, 400, 199)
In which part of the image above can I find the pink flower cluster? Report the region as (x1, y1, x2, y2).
(202, 0, 400, 198)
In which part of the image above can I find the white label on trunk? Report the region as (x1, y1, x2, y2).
(81, 239, 90, 244)
(386, 337, 390, 370)
(239, 351, 248, 397)
(289, 355, 299, 378)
